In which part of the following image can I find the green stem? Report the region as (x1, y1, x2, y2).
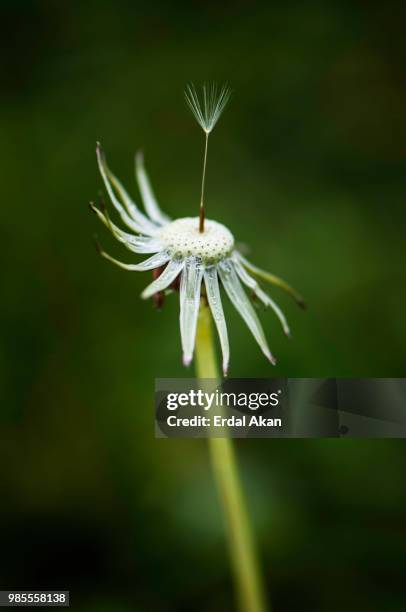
(195, 302, 270, 612)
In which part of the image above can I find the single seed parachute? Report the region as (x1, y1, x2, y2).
(185, 83, 231, 233)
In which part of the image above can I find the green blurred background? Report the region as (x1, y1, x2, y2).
(1, 1, 406, 610)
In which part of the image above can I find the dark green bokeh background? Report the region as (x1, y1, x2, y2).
(1, 1, 406, 610)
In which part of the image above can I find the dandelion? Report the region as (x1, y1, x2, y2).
(91, 84, 304, 612)
(90, 87, 303, 375)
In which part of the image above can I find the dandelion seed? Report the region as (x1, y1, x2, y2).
(185, 83, 231, 233)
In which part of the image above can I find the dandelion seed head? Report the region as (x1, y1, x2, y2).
(159, 217, 234, 264)
(185, 83, 231, 134)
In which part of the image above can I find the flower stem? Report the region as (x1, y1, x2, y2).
(195, 302, 270, 612)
